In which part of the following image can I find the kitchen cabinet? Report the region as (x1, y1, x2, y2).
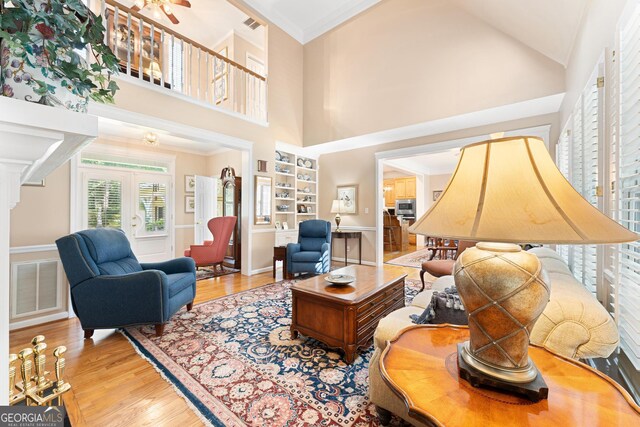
(384, 179, 396, 207)
(395, 179, 407, 198)
(390, 177, 416, 200)
(405, 177, 416, 198)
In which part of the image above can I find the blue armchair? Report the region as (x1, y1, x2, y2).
(55, 228, 196, 338)
(287, 220, 332, 277)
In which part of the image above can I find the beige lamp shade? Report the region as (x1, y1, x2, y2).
(331, 199, 346, 214)
(409, 136, 638, 244)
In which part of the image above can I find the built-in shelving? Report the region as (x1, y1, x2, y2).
(274, 149, 319, 237)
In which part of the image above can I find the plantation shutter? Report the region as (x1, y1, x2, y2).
(556, 127, 571, 265)
(87, 179, 123, 229)
(605, 47, 621, 320)
(570, 98, 585, 285)
(581, 76, 600, 296)
(619, 2, 640, 369)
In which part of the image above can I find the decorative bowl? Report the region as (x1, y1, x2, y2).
(325, 274, 355, 285)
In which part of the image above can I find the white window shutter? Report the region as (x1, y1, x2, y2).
(556, 127, 571, 265)
(619, 2, 640, 370)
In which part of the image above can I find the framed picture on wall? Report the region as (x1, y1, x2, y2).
(433, 190, 443, 201)
(337, 184, 358, 214)
(185, 195, 195, 213)
(185, 175, 195, 193)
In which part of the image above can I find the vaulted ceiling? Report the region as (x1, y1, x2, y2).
(242, 0, 590, 66)
(452, 0, 590, 66)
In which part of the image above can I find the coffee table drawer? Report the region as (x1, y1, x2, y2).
(356, 280, 404, 316)
(356, 286, 404, 328)
(357, 299, 405, 345)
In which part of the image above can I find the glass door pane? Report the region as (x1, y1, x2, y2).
(84, 173, 128, 230)
(137, 181, 168, 236)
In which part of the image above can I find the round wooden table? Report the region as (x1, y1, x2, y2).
(379, 324, 640, 427)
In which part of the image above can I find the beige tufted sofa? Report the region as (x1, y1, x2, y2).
(369, 247, 619, 426)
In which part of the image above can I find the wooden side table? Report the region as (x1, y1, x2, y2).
(379, 324, 640, 426)
(331, 231, 362, 265)
(273, 246, 288, 279)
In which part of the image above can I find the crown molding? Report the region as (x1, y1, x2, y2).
(242, 0, 380, 45)
(302, 0, 381, 43)
(242, 1, 304, 43)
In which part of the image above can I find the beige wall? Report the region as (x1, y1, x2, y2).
(10, 20, 303, 273)
(10, 163, 70, 248)
(426, 173, 451, 211)
(319, 113, 559, 263)
(559, 0, 627, 130)
(206, 149, 243, 177)
(303, 0, 565, 146)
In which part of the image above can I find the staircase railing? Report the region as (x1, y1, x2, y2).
(101, 0, 267, 122)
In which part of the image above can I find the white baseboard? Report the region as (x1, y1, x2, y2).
(251, 266, 273, 275)
(331, 257, 376, 267)
(10, 311, 69, 331)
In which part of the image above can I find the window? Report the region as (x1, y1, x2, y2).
(138, 182, 167, 233)
(555, 127, 571, 265)
(558, 68, 602, 297)
(618, 2, 640, 370)
(87, 179, 122, 229)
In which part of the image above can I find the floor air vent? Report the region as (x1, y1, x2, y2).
(11, 259, 63, 320)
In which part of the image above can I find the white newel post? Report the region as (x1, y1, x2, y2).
(0, 97, 98, 405)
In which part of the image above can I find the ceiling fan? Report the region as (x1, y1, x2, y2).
(132, 0, 191, 25)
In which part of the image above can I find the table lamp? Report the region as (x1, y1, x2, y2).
(331, 199, 345, 232)
(409, 136, 638, 400)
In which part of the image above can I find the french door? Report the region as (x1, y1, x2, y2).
(80, 168, 173, 262)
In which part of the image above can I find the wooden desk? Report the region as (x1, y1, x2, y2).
(331, 231, 362, 265)
(379, 325, 640, 427)
(290, 265, 406, 363)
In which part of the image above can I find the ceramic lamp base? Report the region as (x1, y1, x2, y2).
(453, 242, 551, 400)
(335, 215, 341, 232)
(458, 343, 549, 402)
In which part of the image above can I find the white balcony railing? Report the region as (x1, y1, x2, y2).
(101, 0, 267, 122)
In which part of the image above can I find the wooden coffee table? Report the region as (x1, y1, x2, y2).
(379, 324, 640, 426)
(290, 265, 407, 363)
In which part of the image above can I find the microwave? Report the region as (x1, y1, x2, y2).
(395, 199, 416, 216)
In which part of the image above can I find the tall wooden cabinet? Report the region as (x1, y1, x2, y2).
(223, 176, 241, 269)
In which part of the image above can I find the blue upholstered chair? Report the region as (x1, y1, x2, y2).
(55, 228, 196, 338)
(287, 220, 332, 277)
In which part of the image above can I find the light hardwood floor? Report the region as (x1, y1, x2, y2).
(10, 264, 421, 426)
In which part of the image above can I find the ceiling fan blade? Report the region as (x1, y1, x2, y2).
(162, 6, 180, 24)
(170, 0, 191, 8)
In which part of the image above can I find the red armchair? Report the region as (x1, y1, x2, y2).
(184, 216, 237, 270)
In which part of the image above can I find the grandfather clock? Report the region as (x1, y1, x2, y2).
(221, 167, 241, 269)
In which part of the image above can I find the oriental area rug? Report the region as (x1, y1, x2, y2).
(196, 266, 240, 281)
(123, 278, 428, 426)
(385, 247, 436, 268)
